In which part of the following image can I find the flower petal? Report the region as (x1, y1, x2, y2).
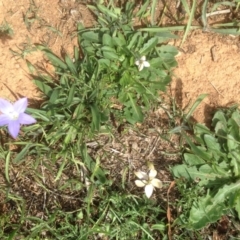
(149, 169, 157, 179)
(135, 180, 145, 188)
(145, 184, 154, 198)
(13, 98, 28, 113)
(143, 61, 150, 68)
(135, 171, 148, 180)
(135, 60, 140, 66)
(18, 113, 36, 125)
(0, 114, 11, 126)
(151, 178, 163, 189)
(0, 99, 14, 114)
(8, 121, 20, 139)
(138, 64, 144, 71)
(141, 56, 146, 61)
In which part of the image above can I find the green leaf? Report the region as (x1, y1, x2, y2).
(213, 111, 227, 130)
(189, 192, 225, 229)
(66, 84, 76, 106)
(172, 164, 216, 182)
(139, 37, 158, 55)
(102, 33, 113, 47)
(90, 104, 101, 131)
(97, 4, 119, 19)
(181, 0, 197, 47)
(34, 80, 52, 97)
(234, 194, 240, 219)
(184, 153, 205, 166)
(49, 89, 60, 104)
(80, 144, 107, 184)
(204, 134, 221, 151)
(127, 32, 141, 49)
(214, 181, 240, 204)
(136, 0, 150, 17)
(184, 94, 208, 121)
(74, 46, 80, 61)
(227, 134, 239, 151)
(183, 132, 212, 161)
(12, 144, 31, 164)
(65, 54, 77, 75)
(44, 50, 68, 69)
(5, 152, 11, 183)
(128, 94, 144, 123)
(81, 31, 99, 42)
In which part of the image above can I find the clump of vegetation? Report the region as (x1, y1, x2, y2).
(172, 106, 240, 233)
(0, 20, 13, 38)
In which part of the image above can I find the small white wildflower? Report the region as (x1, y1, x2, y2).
(134, 164, 162, 198)
(135, 56, 150, 71)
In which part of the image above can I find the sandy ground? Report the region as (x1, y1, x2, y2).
(0, 0, 240, 124)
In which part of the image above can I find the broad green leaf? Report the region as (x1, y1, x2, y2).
(81, 31, 99, 42)
(184, 153, 205, 166)
(44, 50, 68, 69)
(49, 88, 60, 104)
(172, 164, 216, 182)
(34, 80, 52, 97)
(204, 134, 221, 151)
(183, 132, 212, 161)
(189, 192, 225, 229)
(117, 32, 126, 45)
(214, 181, 240, 203)
(213, 111, 227, 130)
(65, 54, 77, 75)
(139, 37, 158, 55)
(102, 33, 113, 47)
(102, 51, 118, 60)
(127, 32, 141, 49)
(227, 134, 239, 151)
(98, 58, 110, 68)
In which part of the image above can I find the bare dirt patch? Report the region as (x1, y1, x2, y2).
(172, 31, 240, 124)
(0, 0, 94, 102)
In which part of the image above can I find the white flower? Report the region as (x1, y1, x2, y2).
(135, 56, 150, 71)
(134, 167, 162, 198)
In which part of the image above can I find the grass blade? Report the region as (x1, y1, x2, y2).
(180, 0, 197, 47)
(184, 94, 208, 121)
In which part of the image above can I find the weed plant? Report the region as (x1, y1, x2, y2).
(172, 106, 240, 235)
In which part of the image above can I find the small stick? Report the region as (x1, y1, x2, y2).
(208, 81, 224, 97)
(206, 9, 231, 18)
(210, 45, 216, 62)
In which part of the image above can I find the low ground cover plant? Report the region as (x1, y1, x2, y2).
(172, 106, 240, 232)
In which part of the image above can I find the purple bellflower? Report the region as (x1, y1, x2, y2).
(0, 98, 36, 139)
